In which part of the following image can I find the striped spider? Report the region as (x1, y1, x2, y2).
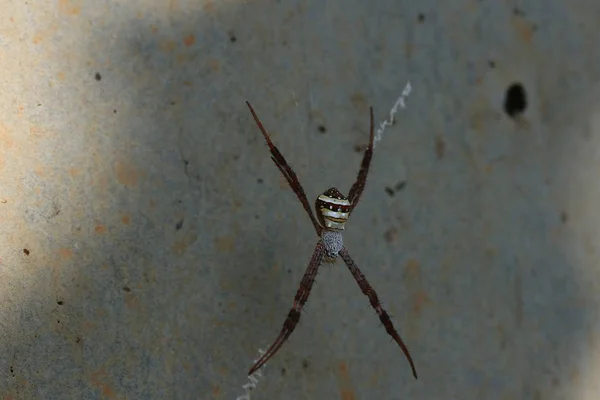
(245, 101, 417, 379)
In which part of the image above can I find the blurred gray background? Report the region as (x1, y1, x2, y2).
(1, 0, 600, 399)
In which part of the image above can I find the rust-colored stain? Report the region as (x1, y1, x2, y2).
(211, 383, 222, 397)
(58, 0, 81, 15)
(160, 40, 176, 53)
(34, 165, 45, 177)
(434, 135, 446, 159)
(203, 0, 216, 13)
(94, 225, 106, 234)
(215, 235, 234, 252)
(206, 58, 220, 73)
(121, 215, 130, 225)
(58, 248, 73, 259)
(151, 25, 158, 34)
(3, 395, 15, 400)
(172, 233, 198, 255)
(182, 34, 195, 47)
(336, 361, 357, 400)
(404, 258, 421, 281)
(89, 368, 116, 398)
(68, 167, 79, 177)
(512, 16, 534, 44)
(350, 92, 367, 110)
(412, 289, 431, 315)
(57, 72, 66, 81)
(114, 160, 139, 187)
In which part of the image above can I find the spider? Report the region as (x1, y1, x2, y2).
(245, 101, 418, 379)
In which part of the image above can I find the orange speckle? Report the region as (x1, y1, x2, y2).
(172, 233, 198, 255)
(211, 383, 221, 397)
(404, 258, 421, 281)
(34, 165, 45, 177)
(89, 368, 116, 398)
(206, 58, 220, 72)
(512, 16, 534, 44)
(95, 225, 106, 234)
(33, 33, 43, 44)
(121, 215, 130, 225)
(412, 290, 431, 315)
(183, 81, 193, 87)
(58, 0, 81, 15)
(57, 72, 65, 81)
(68, 167, 79, 177)
(114, 160, 139, 187)
(58, 248, 73, 259)
(337, 361, 356, 400)
(203, 0, 216, 13)
(215, 235, 234, 252)
(183, 34, 195, 47)
(160, 40, 176, 53)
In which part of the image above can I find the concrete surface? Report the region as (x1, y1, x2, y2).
(1, 0, 600, 399)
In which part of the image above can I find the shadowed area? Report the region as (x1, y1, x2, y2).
(1, 0, 600, 399)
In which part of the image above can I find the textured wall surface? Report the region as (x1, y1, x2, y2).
(2, 0, 600, 399)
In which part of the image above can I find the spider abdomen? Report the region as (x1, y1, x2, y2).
(315, 187, 351, 231)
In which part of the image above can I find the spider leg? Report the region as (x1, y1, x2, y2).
(338, 247, 418, 379)
(248, 241, 326, 376)
(347, 106, 374, 212)
(246, 101, 322, 236)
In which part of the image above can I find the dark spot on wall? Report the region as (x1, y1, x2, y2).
(175, 218, 184, 231)
(560, 211, 568, 224)
(254, 214, 260, 219)
(170, 100, 176, 106)
(503, 82, 527, 118)
(384, 227, 398, 243)
(513, 7, 524, 16)
(57, 320, 60, 324)
(435, 135, 446, 159)
(23, 248, 30, 255)
(57, 300, 64, 306)
(317, 125, 327, 134)
(488, 60, 496, 68)
(94, 72, 102, 81)
(257, 178, 263, 184)
(122, 286, 131, 292)
(281, 367, 286, 375)
(287, 268, 292, 274)
(113, 109, 117, 114)
(385, 186, 395, 197)
(417, 13, 425, 23)
(229, 33, 237, 43)
(395, 181, 407, 191)
(302, 359, 309, 370)
(75, 336, 81, 343)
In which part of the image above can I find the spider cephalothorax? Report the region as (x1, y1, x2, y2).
(245, 101, 418, 380)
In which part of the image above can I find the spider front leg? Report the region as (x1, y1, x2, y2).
(339, 247, 418, 379)
(248, 241, 326, 376)
(246, 101, 322, 236)
(348, 106, 375, 212)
